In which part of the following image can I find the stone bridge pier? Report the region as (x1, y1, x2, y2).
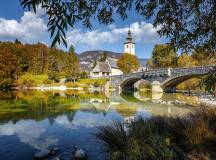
(109, 66, 215, 92)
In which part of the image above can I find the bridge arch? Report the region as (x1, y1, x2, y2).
(120, 78, 151, 91)
(161, 74, 203, 91)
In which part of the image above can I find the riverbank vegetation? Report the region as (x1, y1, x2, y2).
(0, 41, 80, 88)
(97, 107, 216, 160)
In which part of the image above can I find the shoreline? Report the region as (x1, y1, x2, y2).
(8, 86, 216, 108)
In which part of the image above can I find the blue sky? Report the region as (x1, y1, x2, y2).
(0, 0, 167, 58)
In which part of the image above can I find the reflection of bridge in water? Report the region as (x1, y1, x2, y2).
(88, 91, 194, 117)
(109, 66, 215, 92)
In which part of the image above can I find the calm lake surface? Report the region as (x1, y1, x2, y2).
(0, 90, 197, 160)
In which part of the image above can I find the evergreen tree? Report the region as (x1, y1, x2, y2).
(0, 48, 20, 87)
(48, 56, 60, 83)
(15, 39, 22, 44)
(69, 44, 75, 53)
(64, 46, 80, 81)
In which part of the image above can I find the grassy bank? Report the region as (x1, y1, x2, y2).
(96, 107, 216, 160)
(65, 78, 109, 88)
(17, 74, 108, 89)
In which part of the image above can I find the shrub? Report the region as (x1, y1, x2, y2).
(65, 82, 79, 88)
(93, 82, 100, 87)
(18, 74, 48, 87)
(96, 108, 216, 160)
(43, 78, 52, 84)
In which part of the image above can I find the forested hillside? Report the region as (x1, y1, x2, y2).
(0, 41, 79, 87)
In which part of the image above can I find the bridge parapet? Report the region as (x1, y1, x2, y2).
(170, 66, 215, 77)
(143, 68, 168, 77)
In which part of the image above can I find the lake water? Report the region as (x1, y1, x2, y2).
(0, 90, 197, 160)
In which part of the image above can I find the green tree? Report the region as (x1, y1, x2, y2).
(117, 53, 140, 74)
(48, 56, 60, 83)
(80, 71, 88, 79)
(69, 44, 75, 53)
(15, 39, 22, 44)
(64, 46, 80, 81)
(149, 44, 177, 68)
(0, 48, 20, 87)
(150, 44, 177, 68)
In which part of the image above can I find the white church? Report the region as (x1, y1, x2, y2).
(90, 29, 136, 78)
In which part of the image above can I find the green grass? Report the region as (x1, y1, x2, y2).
(18, 74, 109, 88)
(65, 78, 109, 88)
(18, 74, 49, 86)
(78, 78, 109, 85)
(96, 107, 216, 160)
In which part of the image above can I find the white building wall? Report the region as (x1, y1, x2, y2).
(111, 68, 123, 75)
(90, 72, 110, 78)
(124, 43, 135, 55)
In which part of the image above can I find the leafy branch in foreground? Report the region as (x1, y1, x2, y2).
(202, 68, 216, 95)
(20, 0, 216, 53)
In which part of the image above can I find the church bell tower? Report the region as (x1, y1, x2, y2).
(124, 29, 135, 55)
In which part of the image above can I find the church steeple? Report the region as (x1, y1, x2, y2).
(124, 29, 135, 55)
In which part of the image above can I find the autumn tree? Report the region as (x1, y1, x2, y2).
(177, 54, 196, 67)
(149, 44, 177, 68)
(48, 56, 60, 83)
(64, 45, 80, 81)
(117, 53, 140, 74)
(0, 48, 20, 87)
(192, 49, 216, 66)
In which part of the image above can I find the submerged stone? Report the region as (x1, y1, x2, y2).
(34, 148, 59, 160)
(72, 146, 87, 160)
(34, 150, 51, 160)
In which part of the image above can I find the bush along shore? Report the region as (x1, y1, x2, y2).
(96, 107, 216, 160)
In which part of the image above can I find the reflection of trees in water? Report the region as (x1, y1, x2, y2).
(0, 91, 80, 123)
(66, 111, 76, 123)
(0, 91, 16, 100)
(115, 103, 138, 117)
(0, 90, 111, 123)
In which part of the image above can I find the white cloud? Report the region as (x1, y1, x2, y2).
(0, 120, 58, 151)
(66, 22, 162, 48)
(0, 8, 161, 49)
(0, 8, 48, 43)
(55, 114, 108, 129)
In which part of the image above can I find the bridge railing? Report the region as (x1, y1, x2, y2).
(170, 65, 215, 76)
(91, 65, 215, 79)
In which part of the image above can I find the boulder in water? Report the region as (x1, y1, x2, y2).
(72, 146, 87, 160)
(34, 150, 51, 160)
(34, 148, 59, 160)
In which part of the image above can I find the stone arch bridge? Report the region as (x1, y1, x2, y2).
(109, 66, 215, 92)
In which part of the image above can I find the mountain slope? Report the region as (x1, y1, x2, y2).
(78, 50, 148, 71)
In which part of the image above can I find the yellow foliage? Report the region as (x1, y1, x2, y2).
(117, 53, 140, 73)
(177, 54, 196, 67)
